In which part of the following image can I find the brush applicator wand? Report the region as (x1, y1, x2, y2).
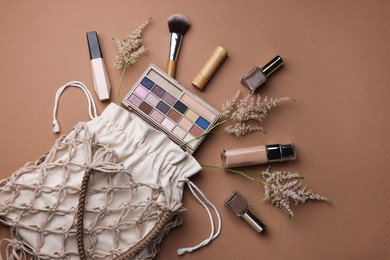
(166, 14, 191, 78)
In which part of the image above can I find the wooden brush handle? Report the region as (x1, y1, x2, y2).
(166, 60, 177, 78)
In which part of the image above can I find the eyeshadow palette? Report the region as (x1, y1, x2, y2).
(122, 64, 221, 154)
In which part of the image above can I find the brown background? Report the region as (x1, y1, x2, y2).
(1, 1, 389, 259)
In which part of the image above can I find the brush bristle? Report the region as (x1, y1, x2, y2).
(167, 14, 191, 35)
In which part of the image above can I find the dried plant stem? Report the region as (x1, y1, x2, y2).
(113, 18, 151, 104)
(202, 164, 265, 185)
(116, 67, 127, 104)
(179, 118, 231, 148)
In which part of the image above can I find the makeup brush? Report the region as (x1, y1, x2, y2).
(166, 14, 191, 78)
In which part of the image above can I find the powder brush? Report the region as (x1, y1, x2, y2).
(166, 14, 191, 78)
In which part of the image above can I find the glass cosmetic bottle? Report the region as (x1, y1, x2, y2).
(241, 55, 283, 93)
(221, 143, 296, 168)
(225, 190, 266, 233)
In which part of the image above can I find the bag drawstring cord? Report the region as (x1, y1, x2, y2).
(52, 81, 97, 133)
(177, 180, 221, 256)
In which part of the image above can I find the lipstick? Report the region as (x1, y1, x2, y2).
(86, 31, 111, 101)
(221, 143, 296, 168)
(191, 46, 228, 91)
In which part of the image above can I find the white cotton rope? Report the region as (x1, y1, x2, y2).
(177, 180, 222, 256)
(52, 81, 97, 133)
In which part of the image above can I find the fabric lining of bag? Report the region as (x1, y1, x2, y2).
(0, 123, 176, 259)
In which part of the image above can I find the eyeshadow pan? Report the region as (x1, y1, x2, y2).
(163, 93, 177, 106)
(150, 110, 164, 123)
(185, 109, 199, 122)
(140, 77, 155, 90)
(128, 94, 142, 107)
(196, 116, 210, 130)
(135, 85, 149, 98)
(190, 125, 204, 137)
(162, 118, 175, 131)
(181, 93, 216, 122)
(146, 93, 159, 106)
(179, 117, 193, 131)
(168, 110, 181, 122)
(174, 100, 188, 114)
(156, 101, 170, 115)
(152, 85, 165, 98)
(184, 134, 197, 148)
(173, 126, 186, 139)
(147, 69, 183, 98)
(139, 101, 153, 115)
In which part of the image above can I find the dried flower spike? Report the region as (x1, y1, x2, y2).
(203, 165, 329, 218)
(261, 167, 329, 218)
(112, 18, 151, 71)
(113, 18, 151, 104)
(181, 91, 292, 146)
(221, 91, 293, 137)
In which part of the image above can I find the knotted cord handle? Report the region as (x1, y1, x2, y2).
(75, 167, 172, 260)
(76, 168, 93, 260)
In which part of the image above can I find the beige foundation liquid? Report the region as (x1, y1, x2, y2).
(221, 143, 296, 168)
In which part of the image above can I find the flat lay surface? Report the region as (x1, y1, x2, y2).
(0, 1, 389, 259)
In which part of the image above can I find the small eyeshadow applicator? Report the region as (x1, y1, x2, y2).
(166, 14, 191, 78)
(225, 190, 266, 233)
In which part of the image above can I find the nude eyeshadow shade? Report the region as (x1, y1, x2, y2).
(122, 64, 221, 154)
(168, 110, 181, 122)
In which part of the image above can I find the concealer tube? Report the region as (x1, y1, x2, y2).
(86, 31, 111, 101)
(221, 143, 296, 168)
(191, 46, 228, 90)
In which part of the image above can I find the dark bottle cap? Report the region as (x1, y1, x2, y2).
(266, 143, 296, 162)
(86, 31, 103, 60)
(261, 55, 283, 78)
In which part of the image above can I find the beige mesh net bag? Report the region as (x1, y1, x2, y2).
(0, 87, 221, 259)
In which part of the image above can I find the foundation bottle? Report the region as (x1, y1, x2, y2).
(221, 143, 296, 168)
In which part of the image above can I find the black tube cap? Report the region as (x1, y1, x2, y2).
(86, 31, 102, 60)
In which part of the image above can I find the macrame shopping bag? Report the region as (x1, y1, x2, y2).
(0, 97, 221, 259)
